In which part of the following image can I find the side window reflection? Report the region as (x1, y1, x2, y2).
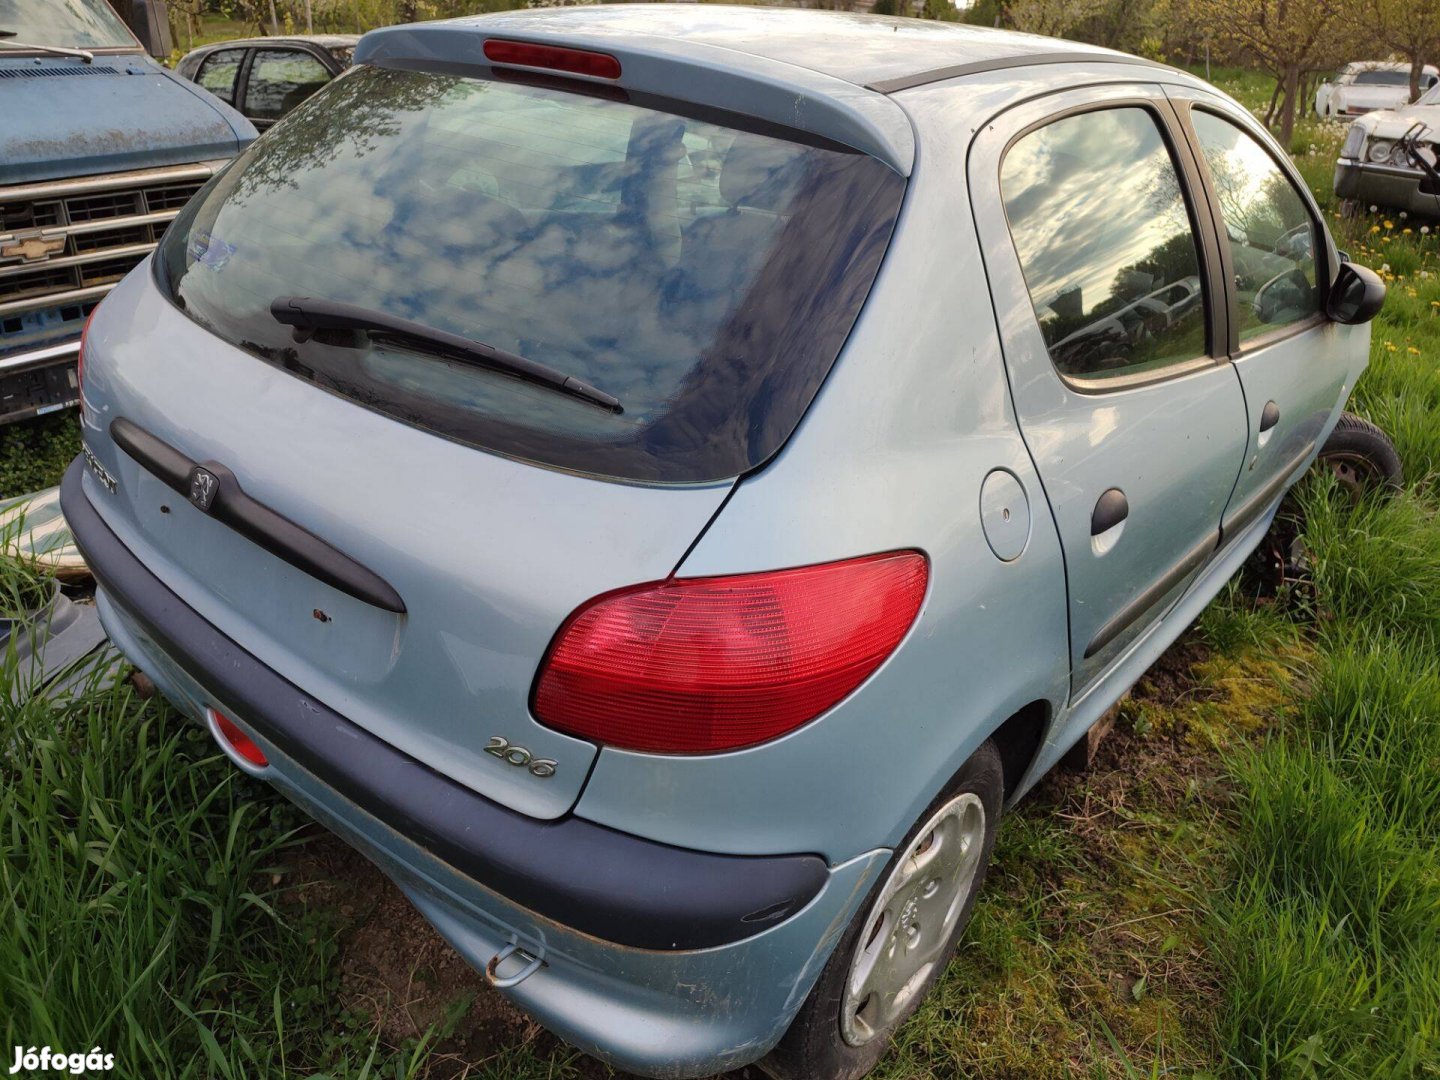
(197, 49, 244, 106)
(1001, 107, 1208, 382)
(1190, 111, 1321, 342)
(244, 49, 332, 122)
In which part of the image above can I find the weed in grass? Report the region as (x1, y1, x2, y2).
(1298, 480, 1440, 643)
(1217, 741, 1440, 1078)
(1299, 632, 1440, 844)
(0, 507, 58, 617)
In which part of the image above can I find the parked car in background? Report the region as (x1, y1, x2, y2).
(67, 8, 1391, 1079)
(0, 0, 253, 426)
(176, 35, 357, 129)
(1316, 61, 1438, 118)
(1335, 81, 1440, 216)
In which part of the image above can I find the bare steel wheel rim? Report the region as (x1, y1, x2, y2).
(1320, 450, 1381, 502)
(840, 792, 986, 1048)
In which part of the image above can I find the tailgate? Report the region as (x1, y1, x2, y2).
(81, 269, 732, 818)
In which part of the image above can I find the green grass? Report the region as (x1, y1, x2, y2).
(1, 64, 1438, 1080)
(1191, 69, 1440, 1080)
(0, 660, 398, 1077)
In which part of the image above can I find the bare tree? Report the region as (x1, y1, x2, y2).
(1005, 0, 1108, 38)
(1367, 0, 1440, 100)
(1185, 0, 1361, 146)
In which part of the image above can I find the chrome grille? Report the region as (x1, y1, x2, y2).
(0, 163, 215, 318)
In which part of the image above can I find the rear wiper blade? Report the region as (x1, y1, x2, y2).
(270, 296, 622, 414)
(0, 31, 93, 63)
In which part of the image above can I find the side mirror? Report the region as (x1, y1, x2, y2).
(1327, 262, 1386, 325)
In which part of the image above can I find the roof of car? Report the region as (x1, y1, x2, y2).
(428, 5, 1141, 91)
(1343, 60, 1438, 74)
(184, 34, 360, 56)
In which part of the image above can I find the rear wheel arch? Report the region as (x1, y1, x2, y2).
(987, 698, 1050, 800)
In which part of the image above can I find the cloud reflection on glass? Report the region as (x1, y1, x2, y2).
(1001, 107, 1208, 381)
(162, 67, 903, 482)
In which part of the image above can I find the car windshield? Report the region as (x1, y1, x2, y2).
(159, 66, 904, 483)
(1417, 82, 1440, 106)
(0, 0, 138, 49)
(1353, 69, 1410, 87)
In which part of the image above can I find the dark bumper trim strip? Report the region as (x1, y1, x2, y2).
(61, 456, 827, 951)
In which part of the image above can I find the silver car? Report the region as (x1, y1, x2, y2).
(175, 34, 359, 130)
(65, 8, 1386, 1079)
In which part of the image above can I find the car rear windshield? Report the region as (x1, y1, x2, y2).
(1352, 70, 1409, 86)
(158, 65, 904, 483)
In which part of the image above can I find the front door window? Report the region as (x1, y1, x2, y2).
(1190, 111, 1322, 344)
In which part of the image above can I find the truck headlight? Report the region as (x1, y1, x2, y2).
(1341, 123, 1366, 160)
(1368, 139, 1395, 163)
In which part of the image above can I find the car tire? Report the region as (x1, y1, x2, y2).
(1316, 411, 1404, 498)
(762, 741, 1004, 1080)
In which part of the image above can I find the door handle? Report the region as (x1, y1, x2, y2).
(1259, 400, 1281, 432)
(1091, 488, 1129, 535)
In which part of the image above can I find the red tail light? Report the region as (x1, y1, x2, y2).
(533, 551, 928, 754)
(213, 710, 269, 768)
(483, 39, 622, 80)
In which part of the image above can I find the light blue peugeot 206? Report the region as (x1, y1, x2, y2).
(63, 6, 1393, 1078)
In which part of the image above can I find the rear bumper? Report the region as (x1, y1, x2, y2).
(1334, 158, 1440, 216)
(63, 455, 885, 1076)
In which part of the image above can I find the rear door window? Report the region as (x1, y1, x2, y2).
(243, 48, 332, 122)
(1000, 107, 1209, 382)
(159, 67, 904, 483)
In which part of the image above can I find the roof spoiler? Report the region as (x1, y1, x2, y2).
(353, 21, 915, 175)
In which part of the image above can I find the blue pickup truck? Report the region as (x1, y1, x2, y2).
(0, 1, 254, 425)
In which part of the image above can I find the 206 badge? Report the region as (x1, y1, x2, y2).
(484, 736, 557, 778)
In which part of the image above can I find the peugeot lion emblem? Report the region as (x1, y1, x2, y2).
(188, 467, 219, 512)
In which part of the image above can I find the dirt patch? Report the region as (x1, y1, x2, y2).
(281, 831, 541, 1076)
(280, 827, 755, 1079)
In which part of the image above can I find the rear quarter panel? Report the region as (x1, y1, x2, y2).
(574, 83, 1073, 862)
